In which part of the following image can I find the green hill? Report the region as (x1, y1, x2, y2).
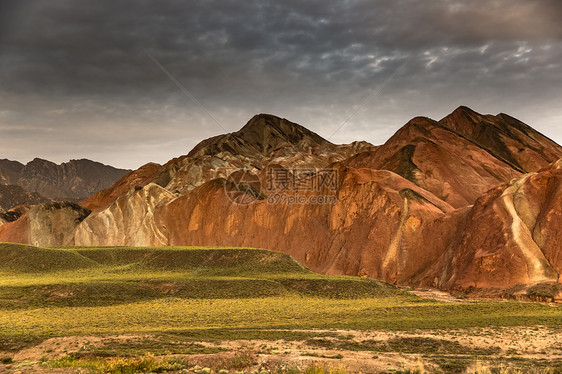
(1, 242, 562, 358)
(0, 243, 98, 273)
(0, 244, 403, 310)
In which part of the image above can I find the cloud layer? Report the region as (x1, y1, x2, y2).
(1, 0, 561, 168)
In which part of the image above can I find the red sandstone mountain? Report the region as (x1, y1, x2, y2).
(346, 106, 560, 208)
(2, 107, 561, 299)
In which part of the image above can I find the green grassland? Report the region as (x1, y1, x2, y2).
(1, 242, 562, 353)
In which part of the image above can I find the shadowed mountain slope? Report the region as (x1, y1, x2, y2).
(0, 158, 130, 201)
(0, 185, 49, 212)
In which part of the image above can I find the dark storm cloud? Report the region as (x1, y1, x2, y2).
(0, 0, 561, 168)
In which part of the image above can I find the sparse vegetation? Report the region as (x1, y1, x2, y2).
(1, 243, 562, 373)
(44, 354, 186, 373)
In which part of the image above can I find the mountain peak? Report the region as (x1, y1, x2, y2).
(238, 113, 291, 135)
(237, 113, 329, 147)
(443, 105, 484, 124)
(406, 116, 436, 126)
(241, 113, 284, 129)
(439, 106, 562, 172)
(29, 157, 56, 166)
(188, 114, 330, 158)
(451, 105, 479, 115)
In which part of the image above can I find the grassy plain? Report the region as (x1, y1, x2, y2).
(1, 243, 561, 373)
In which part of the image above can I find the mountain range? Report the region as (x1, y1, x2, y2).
(0, 158, 129, 210)
(1, 106, 561, 299)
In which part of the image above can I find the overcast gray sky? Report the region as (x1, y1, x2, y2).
(1, 0, 561, 169)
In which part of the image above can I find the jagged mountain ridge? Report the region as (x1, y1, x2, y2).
(0, 158, 130, 201)
(346, 106, 562, 207)
(2, 107, 561, 299)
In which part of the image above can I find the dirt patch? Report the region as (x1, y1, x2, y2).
(4, 327, 562, 373)
(410, 288, 469, 303)
(139, 281, 182, 295)
(11, 334, 152, 362)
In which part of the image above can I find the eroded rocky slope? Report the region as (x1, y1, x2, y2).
(417, 160, 562, 293)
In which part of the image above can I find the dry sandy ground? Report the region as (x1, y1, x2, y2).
(409, 289, 469, 303)
(1, 325, 561, 373)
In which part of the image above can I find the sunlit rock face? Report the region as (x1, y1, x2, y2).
(416, 161, 562, 292)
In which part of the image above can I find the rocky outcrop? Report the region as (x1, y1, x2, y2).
(0, 205, 29, 226)
(0, 158, 130, 201)
(72, 183, 174, 246)
(0, 214, 31, 244)
(0, 202, 90, 246)
(28, 202, 91, 247)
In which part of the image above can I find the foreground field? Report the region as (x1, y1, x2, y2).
(1, 243, 561, 373)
